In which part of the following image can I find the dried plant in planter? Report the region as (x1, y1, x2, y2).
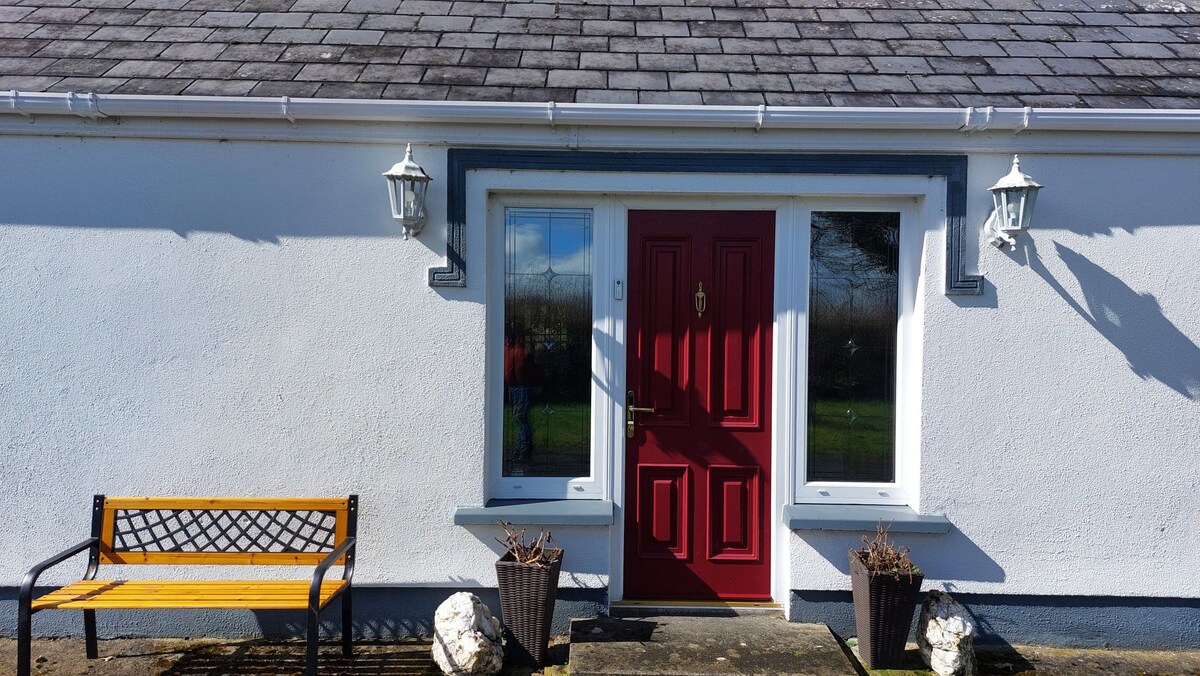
(497, 520, 563, 567)
(852, 521, 922, 580)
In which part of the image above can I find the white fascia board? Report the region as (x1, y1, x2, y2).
(4, 91, 1200, 134)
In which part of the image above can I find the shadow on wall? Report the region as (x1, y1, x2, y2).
(0, 139, 415, 245)
(796, 524, 1005, 584)
(1015, 239, 1200, 401)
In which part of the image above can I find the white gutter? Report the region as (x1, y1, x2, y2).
(5, 90, 1200, 133)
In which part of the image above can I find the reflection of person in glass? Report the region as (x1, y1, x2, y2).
(504, 324, 539, 464)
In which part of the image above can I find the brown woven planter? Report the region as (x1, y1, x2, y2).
(495, 551, 563, 667)
(849, 552, 925, 669)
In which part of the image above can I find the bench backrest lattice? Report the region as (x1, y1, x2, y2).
(94, 496, 357, 566)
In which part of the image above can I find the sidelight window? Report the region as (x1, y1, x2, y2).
(501, 208, 594, 479)
(806, 211, 900, 484)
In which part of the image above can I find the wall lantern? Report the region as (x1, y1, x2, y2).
(987, 155, 1042, 251)
(383, 144, 432, 239)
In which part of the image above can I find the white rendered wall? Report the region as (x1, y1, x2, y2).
(1, 121, 1198, 601)
(790, 151, 1200, 598)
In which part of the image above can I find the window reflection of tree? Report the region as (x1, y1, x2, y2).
(807, 213, 899, 484)
(503, 209, 593, 478)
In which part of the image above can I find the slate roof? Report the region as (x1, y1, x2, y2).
(1, 0, 1199, 108)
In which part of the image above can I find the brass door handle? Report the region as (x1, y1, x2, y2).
(626, 391, 656, 438)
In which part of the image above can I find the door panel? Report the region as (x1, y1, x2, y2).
(624, 210, 774, 602)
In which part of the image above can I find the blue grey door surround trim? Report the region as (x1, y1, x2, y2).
(432, 149, 979, 295)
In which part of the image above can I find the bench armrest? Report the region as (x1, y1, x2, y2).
(309, 537, 356, 612)
(20, 538, 100, 606)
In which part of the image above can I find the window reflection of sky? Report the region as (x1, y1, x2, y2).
(506, 209, 591, 276)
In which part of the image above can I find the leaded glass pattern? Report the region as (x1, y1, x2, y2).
(503, 208, 592, 477)
(807, 211, 900, 483)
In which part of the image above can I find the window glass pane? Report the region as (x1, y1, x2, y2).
(504, 208, 593, 477)
(807, 211, 899, 483)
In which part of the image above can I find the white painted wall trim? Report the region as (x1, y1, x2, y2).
(6, 92, 1200, 134)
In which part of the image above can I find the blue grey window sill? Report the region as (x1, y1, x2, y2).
(784, 504, 951, 534)
(453, 499, 614, 526)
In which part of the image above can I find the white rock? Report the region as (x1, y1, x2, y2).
(431, 592, 505, 675)
(917, 590, 977, 676)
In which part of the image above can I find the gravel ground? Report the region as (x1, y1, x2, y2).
(2, 637, 1198, 675)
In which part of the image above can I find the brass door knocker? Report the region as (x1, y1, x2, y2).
(695, 282, 707, 318)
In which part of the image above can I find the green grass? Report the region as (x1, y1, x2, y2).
(807, 398, 895, 481)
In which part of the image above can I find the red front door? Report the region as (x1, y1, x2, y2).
(623, 210, 774, 601)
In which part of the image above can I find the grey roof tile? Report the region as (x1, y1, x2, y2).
(295, 61, 365, 80)
(999, 40, 1063, 56)
(111, 76, 187, 93)
(986, 56, 1053, 74)
(0, 38, 49, 57)
(776, 38, 837, 54)
(1045, 56, 1112, 74)
(0, 23, 37, 39)
(668, 70, 731, 89)
(250, 79, 321, 95)
(147, 26, 213, 40)
(323, 28, 383, 44)
(460, 46, 517, 66)
(0, 55, 52, 74)
(160, 41, 225, 59)
(831, 38, 889, 55)
(231, 61, 302, 78)
(575, 87, 637, 103)
(359, 63, 425, 80)
(829, 91, 894, 105)
(609, 69, 668, 89)
(170, 59, 240, 77)
(251, 13, 313, 28)
(639, 89, 704, 103)
(484, 66, 546, 86)
(891, 92, 964, 105)
(33, 39, 109, 57)
(887, 38, 950, 55)
(0, 0, 1195, 108)
(667, 36, 720, 52)
(204, 27, 270, 42)
(181, 78, 255, 94)
(911, 73, 978, 91)
(851, 72, 918, 91)
(218, 43, 286, 60)
(279, 44, 343, 61)
(95, 41, 168, 58)
(314, 81, 385, 96)
(31, 24, 103, 39)
(360, 14, 420, 30)
(420, 64, 485, 84)
(47, 76, 127, 92)
(638, 52, 697, 70)
(869, 55, 933, 72)
(137, 9, 205, 25)
(764, 91, 830, 105)
(701, 90, 765, 104)
(580, 51, 637, 69)
(1054, 41, 1119, 57)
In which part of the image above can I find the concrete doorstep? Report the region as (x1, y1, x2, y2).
(569, 615, 857, 676)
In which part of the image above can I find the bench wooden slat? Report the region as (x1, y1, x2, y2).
(102, 551, 337, 566)
(102, 497, 349, 511)
(31, 580, 348, 611)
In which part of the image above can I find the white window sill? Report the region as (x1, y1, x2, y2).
(453, 499, 614, 526)
(784, 504, 951, 534)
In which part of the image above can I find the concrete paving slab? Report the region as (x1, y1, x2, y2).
(568, 614, 858, 676)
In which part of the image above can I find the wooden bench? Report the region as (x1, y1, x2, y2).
(18, 495, 358, 676)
